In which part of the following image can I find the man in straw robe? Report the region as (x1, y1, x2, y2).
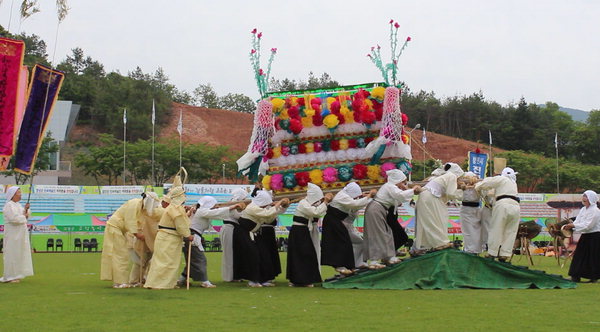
(287, 183, 332, 287)
(1, 187, 33, 283)
(475, 167, 520, 261)
(128, 192, 164, 286)
(100, 193, 149, 288)
(220, 188, 248, 282)
(363, 169, 420, 268)
(414, 163, 464, 252)
(321, 182, 375, 275)
(144, 172, 193, 289)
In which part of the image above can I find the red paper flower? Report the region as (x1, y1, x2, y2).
(274, 118, 281, 130)
(406, 36, 412, 42)
(310, 98, 321, 105)
(265, 149, 274, 159)
(401, 113, 409, 125)
(259, 68, 264, 76)
(362, 111, 376, 124)
(311, 103, 321, 112)
(330, 140, 340, 151)
(336, 113, 345, 125)
(288, 106, 300, 119)
(313, 114, 323, 126)
(353, 164, 368, 179)
(330, 101, 341, 114)
(365, 136, 375, 144)
(475, 148, 481, 154)
(251, 28, 257, 34)
(394, 22, 400, 29)
(289, 118, 303, 135)
(271, 48, 277, 53)
(257, 32, 263, 39)
(353, 110, 362, 122)
(250, 49, 256, 54)
(298, 143, 307, 154)
(375, 108, 383, 121)
(297, 98, 305, 106)
(348, 139, 357, 148)
(295, 172, 310, 187)
(389, 19, 394, 24)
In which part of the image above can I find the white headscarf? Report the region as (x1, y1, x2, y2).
(445, 163, 464, 178)
(386, 169, 406, 185)
(197, 196, 218, 209)
(583, 190, 598, 206)
(501, 167, 518, 182)
(5, 186, 20, 202)
(343, 182, 362, 199)
(306, 183, 324, 204)
(143, 192, 160, 215)
(463, 171, 477, 178)
(230, 188, 248, 202)
(252, 190, 273, 207)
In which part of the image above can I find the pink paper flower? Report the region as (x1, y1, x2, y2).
(394, 22, 400, 29)
(389, 19, 394, 24)
(251, 28, 257, 34)
(257, 32, 263, 39)
(271, 48, 277, 53)
(259, 68, 264, 76)
(251, 49, 256, 54)
(406, 36, 412, 42)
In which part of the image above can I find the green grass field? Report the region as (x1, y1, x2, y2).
(0, 252, 598, 331)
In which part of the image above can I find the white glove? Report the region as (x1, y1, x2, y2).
(192, 234, 204, 251)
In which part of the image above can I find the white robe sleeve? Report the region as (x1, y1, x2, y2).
(3, 202, 28, 225)
(573, 206, 600, 233)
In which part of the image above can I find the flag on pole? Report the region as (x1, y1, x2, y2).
(422, 128, 427, 144)
(554, 133, 558, 149)
(488, 130, 492, 145)
(123, 108, 127, 124)
(177, 109, 183, 135)
(151, 99, 155, 125)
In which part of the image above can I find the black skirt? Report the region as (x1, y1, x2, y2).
(386, 206, 408, 250)
(320, 206, 355, 269)
(287, 216, 322, 285)
(255, 219, 281, 282)
(232, 217, 260, 282)
(569, 231, 600, 280)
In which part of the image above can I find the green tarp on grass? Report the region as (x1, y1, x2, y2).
(323, 249, 576, 290)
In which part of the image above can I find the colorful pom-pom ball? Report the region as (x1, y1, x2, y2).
(367, 165, 381, 181)
(309, 169, 323, 185)
(271, 173, 284, 191)
(295, 171, 310, 187)
(337, 166, 353, 182)
(323, 167, 338, 183)
(290, 144, 299, 155)
(262, 175, 272, 190)
(353, 164, 368, 179)
(281, 145, 291, 157)
(283, 172, 297, 189)
(305, 142, 314, 154)
(323, 114, 340, 129)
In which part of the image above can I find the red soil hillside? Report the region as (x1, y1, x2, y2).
(164, 102, 503, 163)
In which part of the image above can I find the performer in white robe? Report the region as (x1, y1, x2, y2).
(363, 170, 418, 267)
(475, 167, 520, 260)
(479, 191, 495, 252)
(144, 184, 193, 289)
(321, 182, 374, 275)
(128, 192, 164, 286)
(341, 213, 366, 269)
(564, 190, 600, 282)
(220, 188, 248, 282)
(100, 195, 147, 288)
(1, 187, 33, 283)
(287, 183, 331, 286)
(178, 196, 243, 288)
(459, 172, 483, 254)
(414, 163, 464, 252)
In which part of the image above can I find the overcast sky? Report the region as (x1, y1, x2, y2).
(2, 0, 599, 111)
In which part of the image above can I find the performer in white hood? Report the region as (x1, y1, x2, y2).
(363, 169, 420, 268)
(220, 188, 248, 282)
(414, 163, 464, 252)
(459, 172, 483, 254)
(1, 187, 33, 283)
(287, 183, 332, 287)
(475, 167, 520, 261)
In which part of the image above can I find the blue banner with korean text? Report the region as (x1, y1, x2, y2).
(468, 151, 488, 178)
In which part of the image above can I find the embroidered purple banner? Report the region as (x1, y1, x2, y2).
(14, 64, 64, 174)
(0, 37, 25, 158)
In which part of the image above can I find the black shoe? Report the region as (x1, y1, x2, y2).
(571, 277, 581, 283)
(589, 279, 597, 283)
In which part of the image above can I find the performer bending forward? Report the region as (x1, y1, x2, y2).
(287, 183, 332, 287)
(363, 170, 419, 268)
(474, 167, 520, 261)
(321, 182, 375, 275)
(233, 190, 287, 287)
(414, 163, 464, 252)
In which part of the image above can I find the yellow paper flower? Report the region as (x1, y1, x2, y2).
(367, 165, 381, 181)
(271, 98, 285, 111)
(301, 116, 314, 128)
(364, 99, 373, 110)
(371, 86, 386, 100)
(304, 108, 315, 117)
(262, 175, 272, 190)
(309, 169, 323, 185)
(340, 105, 350, 115)
(279, 109, 290, 120)
(272, 146, 282, 159)
(344, 111, 355, 124)
(305, 142, 314, 153)
(290, 97, 299, 106)
(323, 114, 340, 129)
(339, 139, 349, 150)
(327, 97, 336, 106)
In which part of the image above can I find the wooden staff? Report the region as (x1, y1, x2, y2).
(186, 240, 192, 290)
